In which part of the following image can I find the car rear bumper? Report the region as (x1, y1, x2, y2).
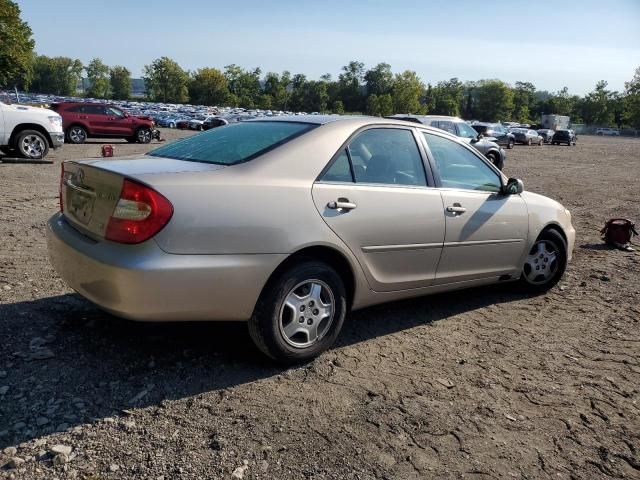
(46, 213, 286, 321)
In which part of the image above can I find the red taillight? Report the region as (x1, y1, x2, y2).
(105, 179, 173, 244)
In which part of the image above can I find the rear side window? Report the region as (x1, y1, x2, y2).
(148, 121, 315, 165)
(321, 128, 427, 187)
(437, 121, 457, 135)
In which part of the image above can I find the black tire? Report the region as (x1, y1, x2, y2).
(507, 139, 514, 149)
(486, 152, 502, 170)
(135, 127, 152, 144)
(16, 130, 49, 159)
(518, 229, 567, 293)
(66, 125, 87, 144)
(248, 259, 347, 364)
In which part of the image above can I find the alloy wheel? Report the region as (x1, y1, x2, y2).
(137, 129, 152, 143)
(279, 279, 335, 348)
(20, 134, 46, 158)
(69, 127, 86, 143)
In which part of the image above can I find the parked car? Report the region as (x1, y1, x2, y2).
(202, 116, 229, 131)
(48, 116, 575, 363)
(511, 128, 544, 146)
(471, 123, 515, 149)
(537, 129, 555, 143)
(596, 127, 620, 136)
(0, 98, 64, 159)
(551, 129, 577, 146)
(51, 102, 155, 144)
(388, 115, 505, 169)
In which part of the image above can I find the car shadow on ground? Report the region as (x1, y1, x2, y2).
(0, 284, 532, 448)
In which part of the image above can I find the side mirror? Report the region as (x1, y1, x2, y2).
(504, 177, 524, 195)
(123, 112, 130, 118)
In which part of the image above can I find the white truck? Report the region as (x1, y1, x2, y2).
(0, 100, 64, 159)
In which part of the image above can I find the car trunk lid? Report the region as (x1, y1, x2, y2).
(61, 156, 225, 240)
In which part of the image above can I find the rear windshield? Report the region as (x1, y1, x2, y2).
(147, 121, 316, 165)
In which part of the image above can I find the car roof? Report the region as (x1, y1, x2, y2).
(387, 114, 466, 123)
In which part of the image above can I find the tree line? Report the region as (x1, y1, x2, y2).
(2, 0, 640, 128)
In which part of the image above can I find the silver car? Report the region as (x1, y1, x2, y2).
(47, 116, 575, 363)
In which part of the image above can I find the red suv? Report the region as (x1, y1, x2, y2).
(51, 102, 155, 144)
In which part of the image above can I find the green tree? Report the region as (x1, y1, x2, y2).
(110, 66, 131, 100)
(86, 57, 110, 98)
(143, 56, 189, 103)
(224, 64, 261, 107)
(366, 93, 393, 117)
(546, 87, 575, 116)
(31, 55, 83, 95)
(431, 78, 465, 116)
(338, 60, 365, 112)
(474, 79, 514, 121)
(579, 80, 615, 126)
(623, 66, 640, 129)
(513, 81, 536, 123)
(189, 67, 228, 106)
(392, 70, 425, 114)
(332, 100, 345, 114)
(0, 0, 35, 89)
(364, 63, 393, 96)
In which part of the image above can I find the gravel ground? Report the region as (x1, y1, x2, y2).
(0, 131, 639, 480)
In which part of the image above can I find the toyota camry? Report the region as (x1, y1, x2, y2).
(47, 116, 575, 363)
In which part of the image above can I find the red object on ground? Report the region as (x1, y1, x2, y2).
(101, 144, 113, 157)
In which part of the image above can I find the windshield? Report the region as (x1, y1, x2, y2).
(148, 121, 316, 165)
(457, 122, 479, 138)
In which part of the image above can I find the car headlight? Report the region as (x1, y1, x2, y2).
(48, 115, 62, 129)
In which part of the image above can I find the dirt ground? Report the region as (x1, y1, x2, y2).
(0, 130, 639, 480)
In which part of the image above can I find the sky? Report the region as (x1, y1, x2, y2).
(16, 0, 640, 95)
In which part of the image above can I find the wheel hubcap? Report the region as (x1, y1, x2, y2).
(279, 280, 334, 348)
(70, 128, 85, 143)
(21, 135, 45, 158)
(523, 240, 559, 285)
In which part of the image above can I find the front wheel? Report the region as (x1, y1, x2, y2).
(248, 260, 347, 364)
(136, 127, 152, 144)
(518, 229, 567, 293)
(486, 152, 503, 170)
(16, 130, 49, 159)
(507, 139, 514, 149)
(527, 138, 532, 146)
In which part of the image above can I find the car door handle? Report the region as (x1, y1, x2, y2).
(327, 199, 357, 211)
(446, 205, 467, 214)
(79, 115, 87, 119)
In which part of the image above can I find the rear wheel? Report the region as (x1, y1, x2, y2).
(135, 127, 152, 144)
(518, 229, 567, 293)
(16, 130, 49, 159)
(67, 125, 87, 144)
(248, 260, 347, 364)
(507, 139, 514, 149)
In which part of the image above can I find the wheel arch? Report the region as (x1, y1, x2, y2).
(538, 221, 568, 245)
(9, 124, 53, 147)
(259, 245, 357, 310)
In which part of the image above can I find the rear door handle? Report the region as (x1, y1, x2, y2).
(446, 205, 467, 214)
(327, 198, 357, 211)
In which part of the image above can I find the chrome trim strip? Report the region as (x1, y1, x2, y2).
(362, 243, 442, 253)
(443, 238, 523, 247)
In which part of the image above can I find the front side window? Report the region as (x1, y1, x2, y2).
(347, 128, 426, 186)
(456, 122, 479, 139)
(423, 132, 502, 193)
(148, 121, 315, 165)
(106, 107, 125, 117)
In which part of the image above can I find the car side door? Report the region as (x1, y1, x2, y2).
(82, 104, 109, 135)
(421, 131, 528, 284)
(104, 106, 134, 136)
(312, 126, 445, 292)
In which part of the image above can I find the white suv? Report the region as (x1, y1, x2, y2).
(0, 99, 64, 159)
